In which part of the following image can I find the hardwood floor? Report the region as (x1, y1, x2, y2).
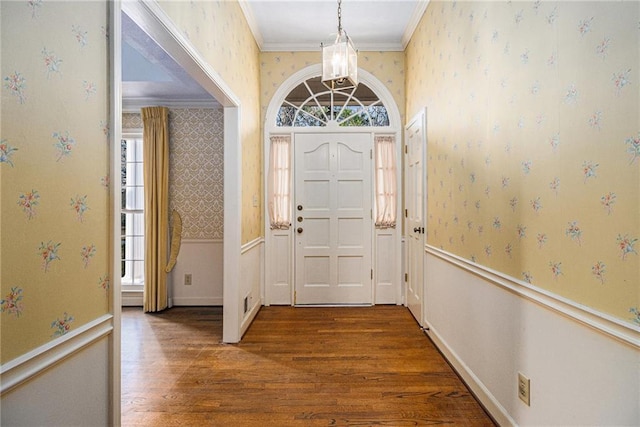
(121, 305, 495, 426)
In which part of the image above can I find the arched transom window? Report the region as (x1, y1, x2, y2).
(276, 76, 390, 127)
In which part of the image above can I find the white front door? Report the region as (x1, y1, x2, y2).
(294, 133, 372, 305)
(405, 114, 425, 324)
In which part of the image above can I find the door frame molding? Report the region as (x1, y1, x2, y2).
(263, 64, 402, 306)
(119, 1, 243, 349)
(404, 108, 427, 325)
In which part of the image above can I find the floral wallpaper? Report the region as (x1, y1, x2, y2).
(1, 1, 110, 363)
(406, 1, 639, 325)
(259, 51, 406, 129)
(154, 3, 405, 243)
(157, 0, 261, 244)
(124, 108, 225, 240)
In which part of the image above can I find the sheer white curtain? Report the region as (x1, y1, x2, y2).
(374, 135, 397, 228)
(268, 135, 291, 229)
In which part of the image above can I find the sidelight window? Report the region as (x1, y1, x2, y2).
(267, 135, 292, 230)
(374, 135, 397, 228)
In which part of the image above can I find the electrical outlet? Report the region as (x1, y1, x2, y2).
(518, 372, 531, 406)
(184, 273, 192, 286)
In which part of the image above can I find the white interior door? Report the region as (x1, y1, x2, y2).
(405, 114, 425, 324)
(294, 133, 372, 305)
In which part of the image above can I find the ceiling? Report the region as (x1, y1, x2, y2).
(122, 0, 426, 105)
(241, 0, 424, 51)
(122, 12, 218, 106)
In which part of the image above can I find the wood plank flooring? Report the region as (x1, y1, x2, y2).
(122, 305, 495, 426)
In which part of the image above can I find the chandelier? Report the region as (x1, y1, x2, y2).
(321, 0, 358, 91)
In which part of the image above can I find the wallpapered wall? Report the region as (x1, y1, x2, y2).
(1, 1, 110, 363)
(124, 108, 224, 240)
(157, 1, 261, 244)
(260, 51, 406, 129)
(406, 1, 639, 326)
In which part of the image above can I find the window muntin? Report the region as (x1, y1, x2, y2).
(121, 137, 145, 286)
(276, 76, 389, 127)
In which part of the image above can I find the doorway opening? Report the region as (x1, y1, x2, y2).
(118, 0, 243, 342)
(112, 2, 245, 420)
(263, 65, 402, 307)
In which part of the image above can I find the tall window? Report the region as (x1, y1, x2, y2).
(121, 137, 145, 286)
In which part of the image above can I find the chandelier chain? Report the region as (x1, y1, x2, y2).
(337, 0, 342, 33)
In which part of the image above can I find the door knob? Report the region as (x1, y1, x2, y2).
(297, 205, 303, 211)
(297, 216, 303, 222)
(413, 227, 420, 233)
(297, 227, 303, 234)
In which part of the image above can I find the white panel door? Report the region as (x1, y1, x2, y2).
(405, 114, 425, 324)
(294, 133, 372, 305)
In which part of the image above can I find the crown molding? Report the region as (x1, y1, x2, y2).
(122, 97, 220, 112)
(402, 0, 430, 49)
(260, 42, 404, 53)
(238, 0, 419, 53)
(238, 0, 264, 50)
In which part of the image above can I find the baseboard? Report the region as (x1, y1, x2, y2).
(172, 297, 223, 306)
(121, 291, 143, 307)
(424, 322, 515, 427)
(240, 297, 262, 337)
(122, 293, 223, 307)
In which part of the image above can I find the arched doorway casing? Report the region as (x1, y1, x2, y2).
(264, 64, 403, 306)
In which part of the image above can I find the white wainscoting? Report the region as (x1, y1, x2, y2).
(240, 238, 264, 336)
(423, 247, 639, 426)
(1, 315, 113, 426)
(170, 239, 224, 306)
(375, 229, 400, 304)
(265, 229, 292, 305)
(121, 240, 224, 307)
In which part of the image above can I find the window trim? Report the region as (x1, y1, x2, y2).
(121, 133, 144, 289)
(276, 75, 390, 128)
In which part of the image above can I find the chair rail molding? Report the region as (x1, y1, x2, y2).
(426, 245, 640, 349)
(1, 314, 114, 394)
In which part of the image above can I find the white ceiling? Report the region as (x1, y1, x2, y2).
(241, 0, 425, 51)
(122, 0, 427, 104)
(122, 11, 218, 107)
